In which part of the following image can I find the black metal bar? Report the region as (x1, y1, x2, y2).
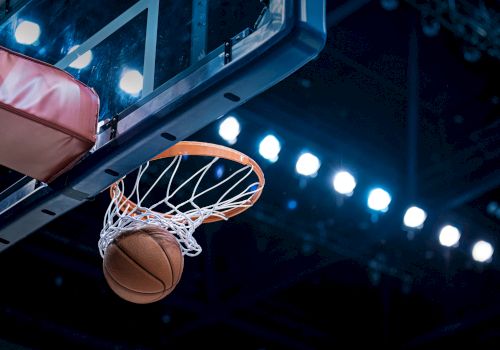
(407, 18, 419, 200)
(0, 176, 32, 204)
(444, 169, 500, 209)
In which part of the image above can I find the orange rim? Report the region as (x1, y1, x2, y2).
(109, 141, 265, 223)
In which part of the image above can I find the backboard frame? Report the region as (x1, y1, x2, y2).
(0, 0, 326, 252)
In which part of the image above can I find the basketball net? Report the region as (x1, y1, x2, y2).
(98, 155, 261, 258)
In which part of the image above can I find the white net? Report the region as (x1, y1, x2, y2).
(98, 155, 261, 258)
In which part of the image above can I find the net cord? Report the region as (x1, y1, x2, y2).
(99, 156, 260, 258)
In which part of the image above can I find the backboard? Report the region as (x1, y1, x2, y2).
(0, 0, 326, 251)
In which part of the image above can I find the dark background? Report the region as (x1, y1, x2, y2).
(1, 0, 500, 349)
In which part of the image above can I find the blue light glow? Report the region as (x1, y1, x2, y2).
(403, 206, 427, 229)
(214, 164, 225, 179)
(119, 69, 143, 95)
(367, 188, 392, 212)
(218, 116, 240, 145)
(472, 240, 494, 263)
(287, 199, 298, 210)
(259, 134, 281, 162)
(295, 152, 321, 177)
(439, 225, 461, 247)
(332, 170, 356, 196)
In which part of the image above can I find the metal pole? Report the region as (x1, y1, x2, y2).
(407, 20, 419, 201)
(142, 0, 159, 96)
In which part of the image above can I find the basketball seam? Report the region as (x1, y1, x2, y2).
(113, 243, 167, 291)
(103, 265, 163, 295)
(104, 266, 166, 304)
(146, 234, 178, 289)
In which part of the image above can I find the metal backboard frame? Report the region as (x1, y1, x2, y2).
(0, 0, 326, 252)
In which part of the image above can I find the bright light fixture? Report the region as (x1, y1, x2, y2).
(258, 134, 281, 162)
(333, 170, 356, 196)
(15, 20, 41, 45)
(68, 45, 93, 69)
(439, 225, 461, 247)
(403, 206, 427, 229)
(295, 152, 320, 177)
(367, 188, 391, 212)
(119, 69, 143, 95)
(472, 240, 494, 263)
(218, 116, 240, 144)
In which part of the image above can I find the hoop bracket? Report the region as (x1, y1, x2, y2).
(109, 115, 119, 140)
(224, 40, 232, 64)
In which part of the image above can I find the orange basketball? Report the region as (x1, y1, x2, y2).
(102, 225, 184, 304)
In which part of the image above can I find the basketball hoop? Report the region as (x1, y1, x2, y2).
(99, 141, 265, 258)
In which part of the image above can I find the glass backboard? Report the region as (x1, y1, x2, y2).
(0, 0, 326, 251)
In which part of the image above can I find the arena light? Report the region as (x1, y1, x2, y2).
(367, 188, 391, 212)
(68, 45, 93, 69)
(119, 69, 143, 95)
(295, 152, 320, 177)
(14, 20, 41, 45)
(258, 134, 281, 162)
(287, 199, 298, 210)
(439, 225, 461, 247)
(332, 170, 356, 196)
(218, 116, 240, 145)
(472, 240, 494, 263)
(403, 206, 427, 229)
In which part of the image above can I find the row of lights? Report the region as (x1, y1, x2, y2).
(13, 20, 144, 95)
(218, 116, 495, 263)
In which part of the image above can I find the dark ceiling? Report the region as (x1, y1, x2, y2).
(1, 0, 500, 349)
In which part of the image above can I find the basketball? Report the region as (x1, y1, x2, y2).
(102, 225, 184, 304)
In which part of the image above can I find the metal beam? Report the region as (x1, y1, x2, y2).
(0, 177, 36, 214)
(444, 169, 500, 209)
(143, 0, 159, 95)
(190, 0, 208, 63)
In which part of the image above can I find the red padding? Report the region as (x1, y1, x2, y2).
(0, 46, 99, 183)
